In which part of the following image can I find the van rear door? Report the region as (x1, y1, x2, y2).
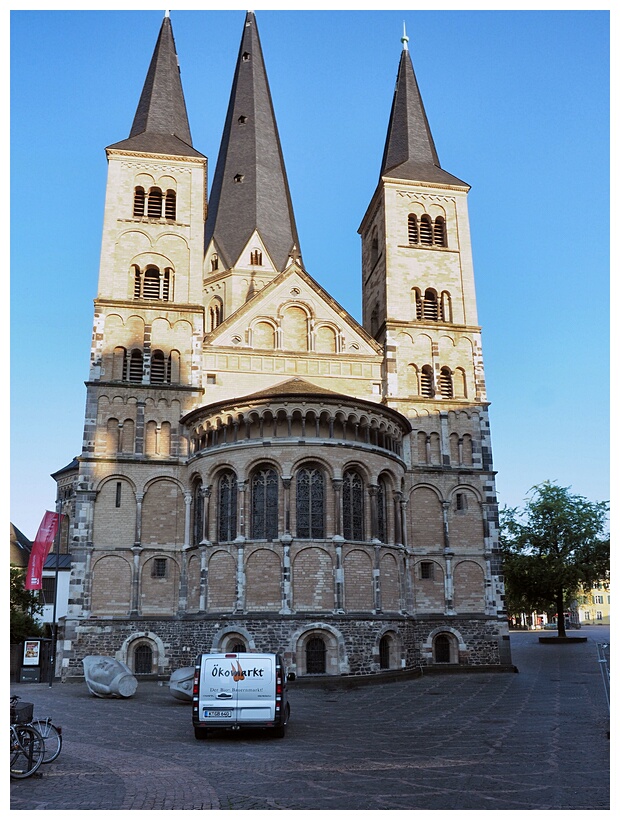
(198, 654, 275, 725)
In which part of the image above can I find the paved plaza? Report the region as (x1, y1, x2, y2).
(10, 628, 610, 812)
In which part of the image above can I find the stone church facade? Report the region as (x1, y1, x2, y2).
(54, 12, 512, 680)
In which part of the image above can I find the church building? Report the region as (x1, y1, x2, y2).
(54, 11, 512, 680)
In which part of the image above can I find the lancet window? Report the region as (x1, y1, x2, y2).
(296, 466, 325, 539)
(251, 466, 279, 540)
(218, 472, 238, 543)
(343, 469, 364, 541)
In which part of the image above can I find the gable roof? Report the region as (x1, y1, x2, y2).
(205, 263, 383, 355)
(205, 12, 302, 272)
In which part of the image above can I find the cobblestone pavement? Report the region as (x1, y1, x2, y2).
(10, 627, 610, 812)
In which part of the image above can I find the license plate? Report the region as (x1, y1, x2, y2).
(204, 709, 232, 718)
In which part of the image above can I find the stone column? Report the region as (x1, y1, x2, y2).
(373, 543, 382, 613)
(281, 477, 291, 534)
(183, 492, 192, 549)
(393, 491, 402, 545)
(280, 535, 292, 614)
(130, 547, 141, 615)
(237, 480, 247, 539)
(134, 492, 144, 546)
(201, 485, 212, 545)
(332, 478, 343, 536)
(235, 541, 245, 613)
(444, 548, 455, 614)
(400, 494, 408, 548)
(199, 543, 208, 613)
(368, 484, 379, 541)
(334, 539, 345, 613)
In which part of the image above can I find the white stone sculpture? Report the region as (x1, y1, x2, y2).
(82, 655, 138, 698)
(168, 667, 195, 701)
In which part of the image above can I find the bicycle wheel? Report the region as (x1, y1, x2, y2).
(10, 725, 44, 779)
(31, 720, 62, 763)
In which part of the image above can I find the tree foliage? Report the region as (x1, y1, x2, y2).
(500, 482, 609, 636)
(10, 565, 44, 644)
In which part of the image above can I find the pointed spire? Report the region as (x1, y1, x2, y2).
(108, 13, 203, 158)
(379, 29, 467, 187)
(205, 11, 302, 271)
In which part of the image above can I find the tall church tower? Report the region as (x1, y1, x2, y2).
(69, 14, 207, 620)
(203, 12, 303, 326)
(359, 29, 504, 627)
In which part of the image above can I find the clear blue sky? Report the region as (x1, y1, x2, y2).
(9, 7, 610, 539)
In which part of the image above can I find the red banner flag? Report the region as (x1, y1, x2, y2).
(24, 511, 60, 590)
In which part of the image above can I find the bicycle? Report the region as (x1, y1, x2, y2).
(10, 699, 44, 779)
(31, 716, 62, 763)
(10, 696, 62, 764)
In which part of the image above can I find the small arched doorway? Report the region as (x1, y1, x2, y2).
(306, 637, 327, 674)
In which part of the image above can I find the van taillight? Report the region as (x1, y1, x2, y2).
(192, 670, 199, 696)
(276, 671, 282, 695)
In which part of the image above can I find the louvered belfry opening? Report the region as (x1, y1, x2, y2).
(439, 366, 453, 398)
(133, 187, 145, 217)
(419, 214, 433, 245)
(433, 216, 446, 247)
(164, 190, 176, 220)
(408, 213, 419, 244)
(147, 188, 162, 217)
(150, 350, 167, 384)
(420, 366, 434, 398)
(423, 290, 439, 321)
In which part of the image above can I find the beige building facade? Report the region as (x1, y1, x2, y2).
(55, 12, 512, 680)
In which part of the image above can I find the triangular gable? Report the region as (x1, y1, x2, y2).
(205, 264, 382, 356)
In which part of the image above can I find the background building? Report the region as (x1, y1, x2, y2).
(53, 11, 512, 680)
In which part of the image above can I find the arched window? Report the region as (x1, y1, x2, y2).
(126, 350, 143, 383)
(211, 253, 219, 272)
(419, 215, 433, 245)
(377, 478, 388, 542)
(208, 300, 223, 332)
(251, 467, 279, 540)
(370, 228, 378, 267)
(218, 472, 237, 543)
(433, 216, 447, 247)
(134, 266, 171, 301)
(296, 466, 325, 538)
(147, 187, 162, 218)
(306, 636, 326, 674)
(379, 635, 391, 669)
(413, 288, 423, 320)
(133, 187, 145, 217)
(192, 480, 204, 546)
(440, 291, 452, 323)
(250, 249, 262, 266)
(343, 469, 364, 541)
(407, 213, 419, 244)
(420, 365, 434, 398)
(423, 289, 439, 321)
(439, 366, 453, 398)
(164, 190, 176, 220)
(143, 267, 160, 299)
(150, 350, 168, 384)
(134, 643, 153, 674)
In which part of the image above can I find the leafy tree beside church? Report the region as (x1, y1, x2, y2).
(500, 482, 609, 636)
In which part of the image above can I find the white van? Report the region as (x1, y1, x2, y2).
(191, 652, 291, 739)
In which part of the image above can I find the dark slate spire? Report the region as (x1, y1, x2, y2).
(205, 12, 302, 271)
(380, 28, 467, 187)
(108, 13, 203, 158)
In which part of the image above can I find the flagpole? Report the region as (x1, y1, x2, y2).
(48, 501, 62, 688)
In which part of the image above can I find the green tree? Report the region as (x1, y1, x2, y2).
(500, 482, 609, 637)
(10, 565, 45, 644)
